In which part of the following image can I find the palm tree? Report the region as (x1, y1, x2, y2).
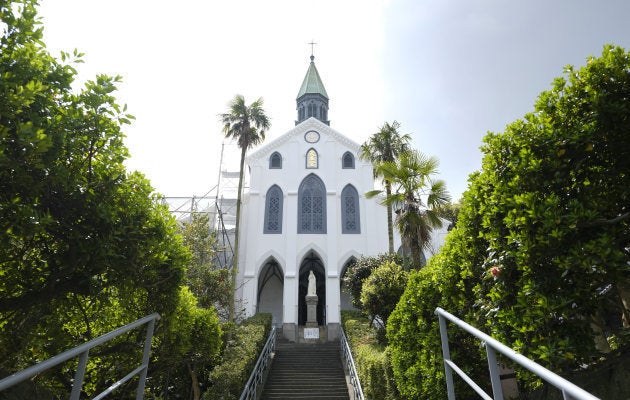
(218, 94, 270, 321)
(367, 150, 450, 268)
(360, 121, 411, 254)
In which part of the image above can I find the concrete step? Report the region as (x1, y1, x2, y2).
(261, 340, 350, 400)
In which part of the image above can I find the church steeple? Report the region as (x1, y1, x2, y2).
(296, 55, 330, 126)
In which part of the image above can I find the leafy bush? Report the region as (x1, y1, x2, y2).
(341, 311, 400, 399)
(387, 233, 485, 399)
(360, 260, 408, 332)
(342, 253, 404, 309)
(388, 45, 630, 398)
(202, 313, 272, 400)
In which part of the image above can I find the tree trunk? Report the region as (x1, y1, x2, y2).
(229, 146, 247, 323)
(590, 312, 611, 354)
(385, 180, 394, 254)
(187, 363, 200, 400)
(618, 283, 630, 328)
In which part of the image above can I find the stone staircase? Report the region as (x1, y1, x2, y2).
(260, 336, 350, 400)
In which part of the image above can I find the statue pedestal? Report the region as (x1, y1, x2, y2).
(305, 294, 318, 328)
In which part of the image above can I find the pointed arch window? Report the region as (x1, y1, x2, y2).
(341, 184, 360, 234)
(298, 174, 326, 234)
(264, 185, 283, 234)
(306, 148, 318, 169)
(269, 152, 282, 169)
(342, 152, 355, 169)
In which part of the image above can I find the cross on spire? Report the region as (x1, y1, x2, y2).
(308, 40, 317, 61)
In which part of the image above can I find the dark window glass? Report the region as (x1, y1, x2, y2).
(342, 152, 354, 169)
(341, 185, 360, 234)
(264, 185, 283, 233)
(298, 174, 326, 233)
(270, 152, 282, 169)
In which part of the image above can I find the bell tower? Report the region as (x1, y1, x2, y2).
(296, 52, 330, 126)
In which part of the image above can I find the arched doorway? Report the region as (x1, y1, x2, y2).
(258, 258, 284, 326)
(298, 251, 325, 325)
(340, 257, 358, 311)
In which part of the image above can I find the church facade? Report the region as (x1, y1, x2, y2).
(234, 56, 446, 341)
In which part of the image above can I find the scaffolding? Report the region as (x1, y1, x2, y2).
(161, 142, 243, 270)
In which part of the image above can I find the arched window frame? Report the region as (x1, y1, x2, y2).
(341, 184, 360, 234)
(263, 185, 283, 234)
(269, 152, 282, 169)
(342, 151, 355, 169)
(298, 174, 327, 234)
(306, 148, 318, 169)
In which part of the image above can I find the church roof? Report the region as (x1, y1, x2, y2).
(296, 56, 329, 99)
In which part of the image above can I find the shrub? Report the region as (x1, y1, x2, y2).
(360, 260, 408, 333)
(341, 311, 400, 399)
(342, 253, 404, 309)
(202, 313, 272, 399)
(388, 45, 630, 398)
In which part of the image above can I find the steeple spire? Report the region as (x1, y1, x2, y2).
(296, 49, 329, 126)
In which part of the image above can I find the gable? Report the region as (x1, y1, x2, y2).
(246, 118, 361, 165)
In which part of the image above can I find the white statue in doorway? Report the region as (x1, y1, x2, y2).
(307, 270, 316, 296)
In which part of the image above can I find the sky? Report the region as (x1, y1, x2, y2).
(38, 0, 630, 201)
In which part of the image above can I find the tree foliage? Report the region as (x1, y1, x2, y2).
(0, 2, 191, 396)
(218, 95, 270, 322)
(360, 261, 408, 332)
(154, 287, 222, 400)
(360, 121, 412, 254)
(180, 212, 231, 319)
(368, 150, 451, 268)
(388, 45, 630, 398)
(342, 253, 404, 309)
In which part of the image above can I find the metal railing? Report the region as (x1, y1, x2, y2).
(0, 313, 160, 400)
(239, 327, 276, 400)
(435, 307, 599, 400)
(339, 328, 365, 400)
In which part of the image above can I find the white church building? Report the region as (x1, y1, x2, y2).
(234, 55, 448, 341)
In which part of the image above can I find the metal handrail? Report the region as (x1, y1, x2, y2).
(339, 328, 365, 400)
(239, 327, 276, 400)
(0, 313, 160, 400)
(435, 307, 599, 400)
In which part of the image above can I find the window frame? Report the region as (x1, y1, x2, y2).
(263, 185, 283, 234)
(269, 151, 282, 169)
(341, 184, 360, 234)
(297, 174, 327, 234)
(342, 151, 355, 169)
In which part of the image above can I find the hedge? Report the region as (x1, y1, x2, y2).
(202, 313, 272, 399)
(341, 310, 400, 399)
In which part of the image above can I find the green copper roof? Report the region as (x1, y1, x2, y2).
(297, 56, 329, 99)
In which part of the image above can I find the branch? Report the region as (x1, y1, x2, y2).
(579, 211, 630, 228)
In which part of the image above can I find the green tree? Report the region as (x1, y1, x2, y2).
(218, 95, 270, 322)
(388, 45, 630, 398)
(157, 287, 222, 400)
(368, 150, 450, 269)
(180, 212, 230, 319)
(360, 121, 412, 254)
(342, 253, 405, 309)
(472, 44, 630, 372)
(0, 1, 189, 395)
(360, 261, 408, 333)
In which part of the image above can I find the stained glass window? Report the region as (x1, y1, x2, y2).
(306, 148, 318, 169)
(298, 174, 326, 233)
(264, 185, 283, 234)
(341, 185, 360, 234)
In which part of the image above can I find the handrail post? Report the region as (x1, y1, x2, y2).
(437, 312, 456, 400)
(135, 317, 156, 400)
(70, 350, 89, 400)
(485, 342, 504, 400)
